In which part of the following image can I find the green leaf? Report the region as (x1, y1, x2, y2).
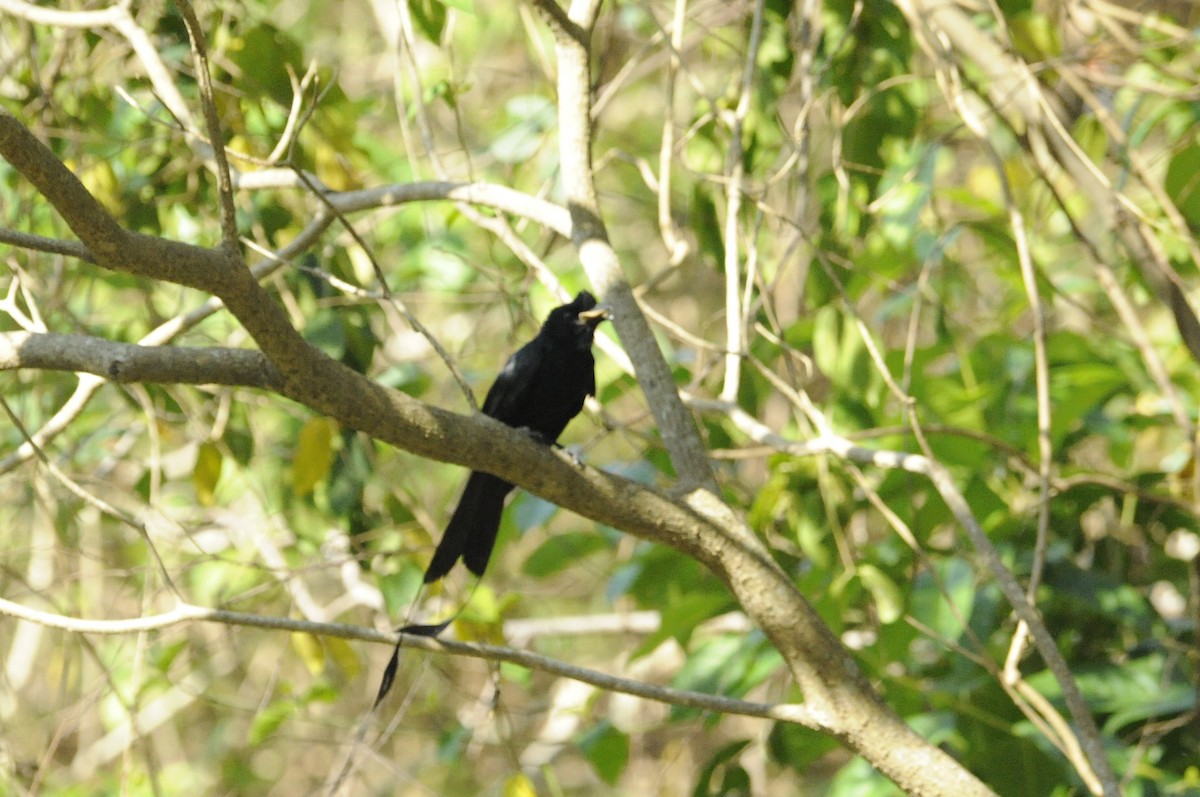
(226, 23, 305, 106)
(503, 773, 537, 797)
(577, 722, 629, 786)
(511, 492, 559, 533)
(291, 632, 325, 676)
(1165, 143, 1200, 228)
(489, 95, 555, 163)
(409, 0, 448, 41)
(672, 636, 743, 696)
(631, 591, 733, 660)
(379, 567, 426, 616)
(247, 699, 297, 746)
(828, 756, 906, 797)
(522, 532, 608, 577)
(1009, 12, 1062, 61)
(692, 740, 752, 797)
(909, 557, 975, 641)
(668, 634, 778, 723)
(690, 184, 724, 264)
(324, 636, 361, 680)
(767, 721, 840, 773)
(499, 661, 532, 686)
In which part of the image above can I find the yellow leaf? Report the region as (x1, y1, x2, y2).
(193, 442, 223, 506)
(291, 632, 325, 676)
(503, 773, 536, 797)
(454, 585, 506, 644)
(314, 145, 357, 191)
(226, 134, 258, 163)
(347, 244, 375, 286)
(292, 417, 337, 496)
(325, 636, 361, 679)
(80, 160, 125, 216)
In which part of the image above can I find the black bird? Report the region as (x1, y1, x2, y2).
(424, 291, 609, 582)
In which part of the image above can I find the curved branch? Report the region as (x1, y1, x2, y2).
(0, 105, 735, 612)
(329, 181, 572, 237)
(0, 174, 562, 473)
(0, 180, 572, 259)
(0, 109, 233, 290)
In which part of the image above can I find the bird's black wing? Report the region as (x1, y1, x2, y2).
(480, 338, 545, 425)
(422, 339, 545, 583)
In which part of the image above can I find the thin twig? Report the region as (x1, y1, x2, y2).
(175, 1, 239, 249)
(719, 0, 765, 404)
(0, 595, 821, 729)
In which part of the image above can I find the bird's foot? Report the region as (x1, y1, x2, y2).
(515, 426, 556, 446)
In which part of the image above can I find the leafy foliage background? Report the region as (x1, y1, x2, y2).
(2, 0, 1199, 795)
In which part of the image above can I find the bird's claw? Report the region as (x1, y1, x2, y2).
(515, 426, 555, 446)
(514, 426, 584, 466)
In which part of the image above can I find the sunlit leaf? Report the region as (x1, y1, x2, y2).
(503, 773, 537, 797)
(324, 636, 361, 680)
(192, 441, 223, 506)
(857, 564, 904, 624)
(292, 417, 337, 496)
(291, 632, 325, 676)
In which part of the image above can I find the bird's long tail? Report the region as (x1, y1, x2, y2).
(423, 471, 513, 582)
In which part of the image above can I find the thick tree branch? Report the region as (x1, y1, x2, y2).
(691, 394, 1111, 790)
(0, 332, 281, 388)
(0, 109, 235, 291)
(0, 177, 565, 475)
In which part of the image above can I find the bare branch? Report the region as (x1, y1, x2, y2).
(0, 595, 820, 730)
(175, 1, 239, 249)
(0, 331, 282, 388)
(0, 228, 94, 261)
(719, 0, 765, 404)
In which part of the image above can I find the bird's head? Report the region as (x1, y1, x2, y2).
(543, 290, 609, 347)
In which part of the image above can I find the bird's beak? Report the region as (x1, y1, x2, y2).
(579, 306, 610, 328)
